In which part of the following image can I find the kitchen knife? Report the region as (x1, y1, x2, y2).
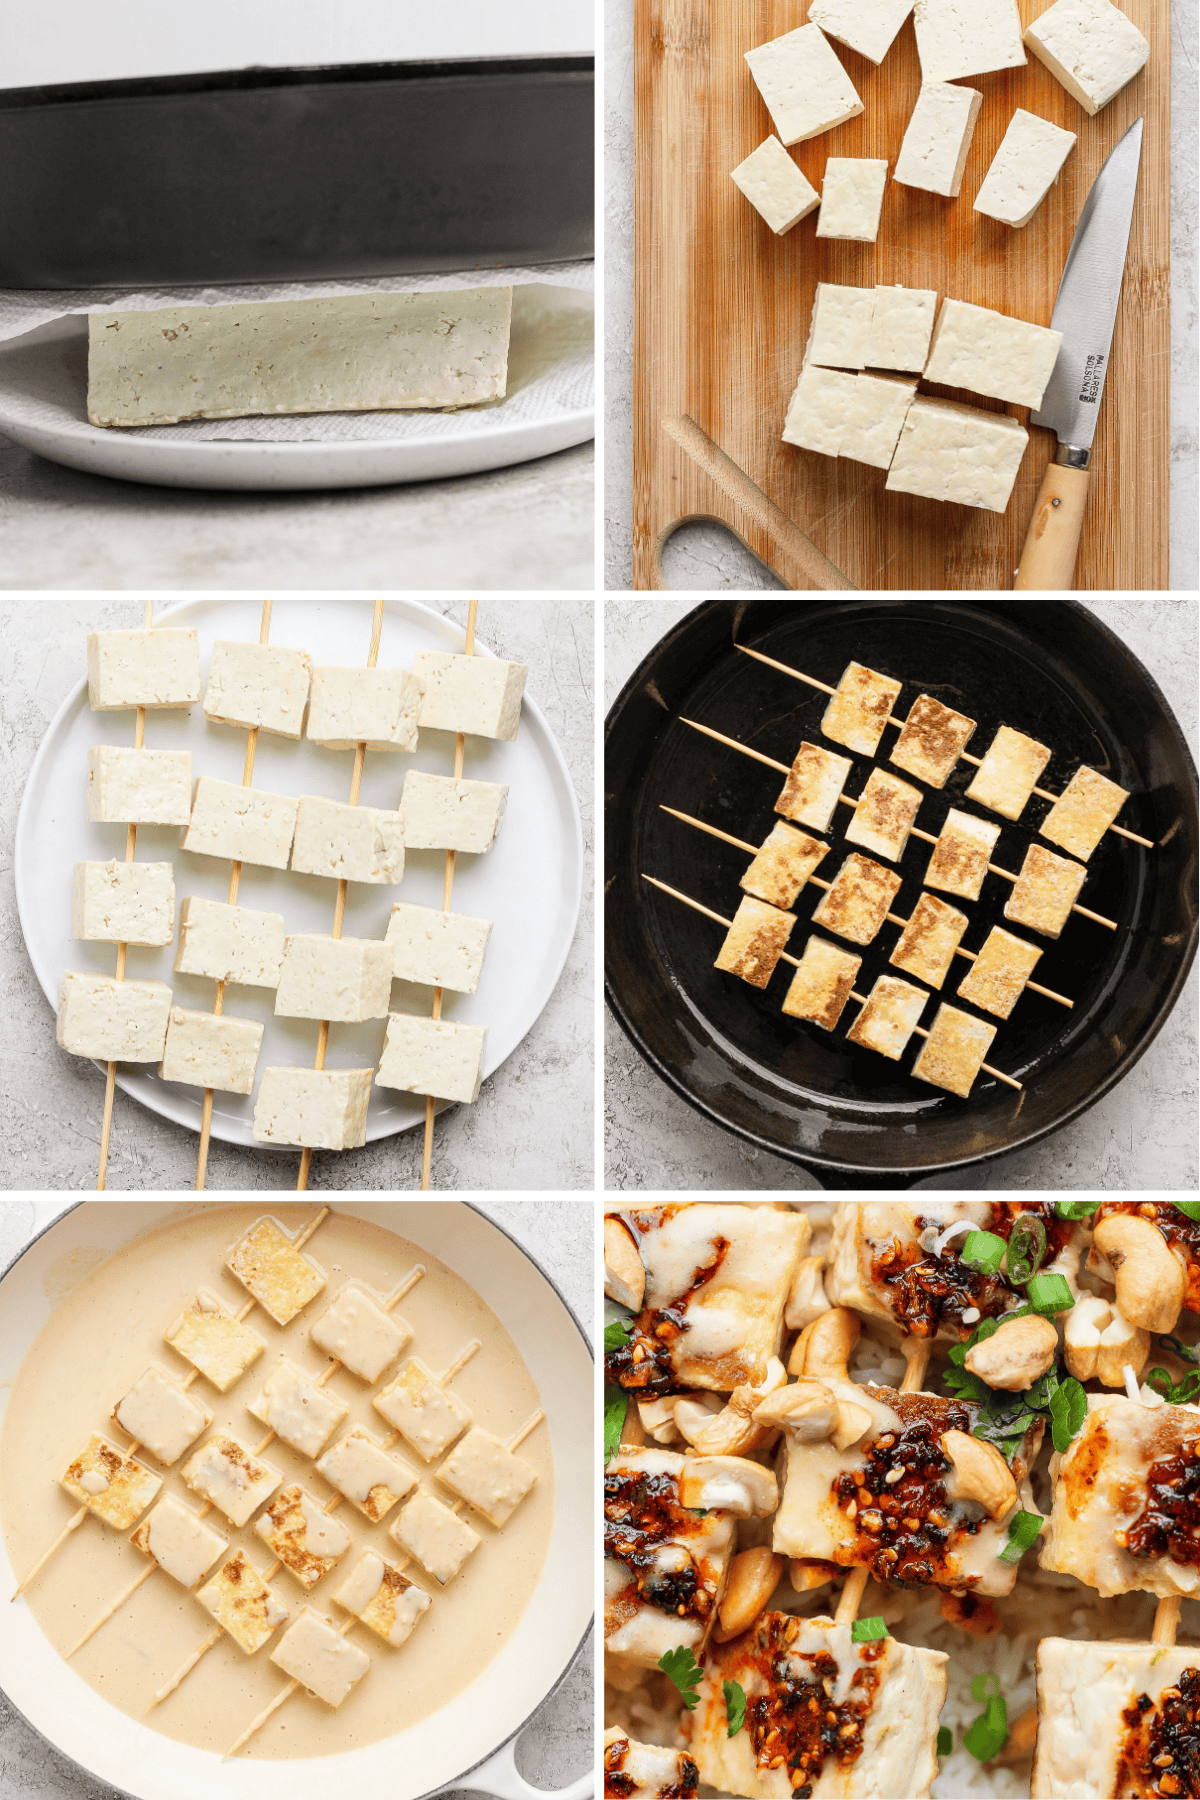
(1013, 118, 1143, 591)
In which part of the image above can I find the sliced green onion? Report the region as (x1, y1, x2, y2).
(961, 1230, 1007, 1274)
(1161, 1335, 1200, 1366)
(971, 1672, 1001, 1704)
(1174, 1201, 1200, 1221)
(1026, 1271, 1075, 1315)
(1055, 1201, 1099, 1219)
(850, 1616, 888, 1642)
(999, 1510, 1044, 1563)
(937, 1727, 953, 1758)
(1006, 1214, 1047, 1287)
(965, 1695, 1008, 1761)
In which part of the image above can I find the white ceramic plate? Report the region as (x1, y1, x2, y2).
(0, 287, 593, 490)
(14, 598, 584, 1150)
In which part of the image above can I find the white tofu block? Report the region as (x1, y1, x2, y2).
(966, 724, 1052, 820)
(782, 363, 858, 456)
(88, 289, 513, 426)
(195, 1549, 289, 1653)
(255, 1484, 352, 1587)
(740, 823, 828, 909)
(400, 770, 507, 854)
(310, 1283, 410, 1383)
(390, 1491, 481, 1585)
(158, 1006, 263, 1094)
(247, 1358, 348, 1460)
(164, 1289, 266, 1393)
(890, 693, 977, 786)
(224, 1215, 327, 1325)
(840, 372, 918, 468)
(604, 1734, 704, 1800)
(816, 157, 889, 242)
(886, 394, 1029, 512)
(889, 891, 969, 988)
(413, 651, 529, 741)
(87, 629, 200, 711)
(913, 0, 1026, 81)
(113, 1362, 212, 1465)
(924, 806, 1001, 900)
(845, 767, 923, 862)
(812, 853, 903, 945)
(975, 108, 1076, 226)
(775, 741, 853, 832)
(1034, 1638, 1200, 1798)
(86, 745, 192, 826)
(865, 285, 938, 372)
(731, 136, 821, 235)
(56, 970, 173, 1062)
(822, 661, 904, 756)
(174, 896, 286, 988)
(376, 1014, 487, 1104)
(893, 80, 983, 196)
(1003, 842, 1087, 938)
(335, 1551, 431, 1648)
(744, 24, 864, 146)
(61, 1433, 162, 1528)
(291, 795, 404, 884)
(181, 777, 298, 870)
(436, 1426, 538, 1528)
(957, 925, 1043, 1018)
(847, 973, 929, 1058)
(130, 1495, 227, 1590)
(252, 1067, 373, 1151)
(1024, 0, 1149, 115)
(305, 666, 424, 752)
(923, 297, 1063, 409)
(805, 282, 874, 370)
(807, 0, 915, 63)
(781, 935, 862, 1030)
(274, 934, 395, 1025)
(713, 895, 795, 989)
(271, 1606, 371, 1706)
(911, 1001, 997, 1096)
(374, 1358, 473, 1462)
(204, 641, 313, 738)
(72, 859, 175, 946)
(1039, 764, 1128, 859)
(317, 1428, 417, 1522)
(385, 902, 492, 994)
(180, 1433, 281, 1528)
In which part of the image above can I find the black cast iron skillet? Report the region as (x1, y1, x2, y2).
(605, 600, 1198, 1188)
(0, 57, 594, 288)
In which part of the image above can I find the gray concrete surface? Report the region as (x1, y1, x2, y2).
(604, 597, 1199, 1191)
(0, 599, 595, 1192)
(0, 1197, 594, 1799)
(604, 0, 1200, 592)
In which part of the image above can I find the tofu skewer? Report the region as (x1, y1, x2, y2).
(831, 1335, 932, 1629)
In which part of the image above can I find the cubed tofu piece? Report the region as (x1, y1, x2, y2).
(822, 662, 903, 757)
(811, 853, 903, 946)
(305, 666, 424, 752)
(310, 1284, 410, 1384)
(893, 80, 983, 198)
(196, 1549, 289, 1653)
(374, 1359, 473, 1462)
(889, 892, 969, 988)
(274, 934, 395, 1024)
(1003, 842, 1087, 938)
(604, 1447, 738, 1666)
(714, 896, 795, 988)
(731, 137, 821, 235)
(290, 795, 404, 884)
(923, 298, 1063, 411)
(1039, 764, 1128, 860)
(376, 1015, 487, 1105)
(886, 394, 1030, 512)
(913, 0, 1026, 81)
(390, 1490, 481, 1584)
(72, 859, 175, 946)
(804, 283, 874, 371)
(1033, 1638, 1200, 1799)
(840, 373, 919, 469)
(890, 694, 977, 788)
(270, 1606, 371, 1705)
(413, 651, 529, 741)
(400, 770, 507, 855)
(744, 24, 864, 147)
(56, 970, 173, 1062)
(385, 902, 492, 993)
(180, 1433, 282, 1528)
(974, 108, 1076, 228)
(957, 926, 1043, 1019)
(87, 628, 200, 711)
(845, 768, 923, 863)
(847, 973, 928, 1059)
(247, 1358, 349, 1459)
(130, 1494, 227, 1589)
(782, 363, 859, 456)
(911, 1001, 997, 1096)
(807, 0, 915, 63)
(225, 1217, 327, 1325)
(317, 1428, 417, 1522)
(781, 935, 862, 1030)
(174, 896, 286, 988)
(164, 1289, 266, 1392)
(204, 640, 313, 738)
(436, 1427, 537, 1528)
(816, 158, 889, 243)
(252, 1067, 374, 1150)
(182, 778, 299, 870)
(741, 823, 829, 909)
(776, 742, 853, 833)
(865, 285, 938, 372)
(1024, 0, 1150, 116)
(113, 1362, 212, 1465)
(603, 1732, 700, 1800)
(335, 1550, 431, 1648)
(254, 1484, 352, 1587)
(965, 724, 1052, 820)
(924, 806, 1001, 900)
(158, 1007, 263, 1094)
(61, 1433, 162, 1528)
(86, 746, 192, 826)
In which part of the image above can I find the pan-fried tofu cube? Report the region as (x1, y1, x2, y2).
(87, 628, 200, 711)
(181, 1433, 281, 1528)
(164, 1289, 266, 1392)
(966, 724, 1051, 821)
(1003, 842, 1087, 938)
(225, 1216, 327, 1325)
(317, 1428, 417, 1522)
(890, 693, 977, 788)
(376, 1014, 487, 1105)
(158, 1007, 263, 1095)
(196, 1549, 289, 1653)
(413, 650, 528, 741)
(1033, 1638, 1200, 1799)
(714, 896, 795, 987)
(1039, 765, 1128, 861)
(740, 823, 828, 909)
(604, 1447, 738, 1666)
(811, 852, 902, 945)
(255, 1484, 352, 1587)
(113, 1362, 212, 1465)
(270, 1606, 371, 1705)
(335, 1550, 431, 1648)
(775, 741, 853, 833)
(957, 926, 1042, 1019)
(436, 1427, 537, 1527)
(130, 1494, 227, 1589)
(821, 662, 903, 757)
(247, 1359, 348, 1460)
(781, 935, 861, 1030)
(845, 768, 923, 863)
(390, 1490, 481, 1584)
(911, 1002, 996, 1097)
(374, 1358, 472, 1461)
(847, 974, 928, 1059)
(305, 666, 424, 753)
(889, 892, 969, 988)
(310, 1284, 410, 1383)
(61, 1434, 162, 1528)
(924, 807, 1001, 900)
(604, 1732, 699, 1800)
(204, 641, 312, 738)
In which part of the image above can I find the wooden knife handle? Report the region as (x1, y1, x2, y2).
(1013, 460, 1090, 591)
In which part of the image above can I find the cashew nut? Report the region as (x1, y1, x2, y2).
(994, 1703, 1039, 1765)
(790, 1558, 836, 1595)
(712, 1547, 785, 1642)
(831, 1398, 874, 1452)
(637, 1396, 685, 1444)
(677, 1454, 778, 1517)
(753, 1379, 840, 1439)
(604, 1217, 646, 1313)
(788, 1306, 860, 1381)
(669, 1392, 725, 1443)
(676, 1360, 787, 1456)
(941, 1430, 1018, 1521)
(785, 1256, 831, 1331)
(1092, 1212, 1187, 1334)
(963, 1313, 1059, 1392)
(939, 1592, 1001, 1637)
(1064, 1293, 1151, 1387)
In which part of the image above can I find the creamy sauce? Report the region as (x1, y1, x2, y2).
(0, 1204, 552, 1759)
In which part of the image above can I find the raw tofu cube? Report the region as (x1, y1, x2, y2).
(61, 1433, 161, 1528)
(974, 108, 1076, 227)
(866, 285, 938, 372)
(804, 282, 874, 371)
(730, 136, 820, 235)
(781, 935, 861, 1030)
(335, 1551, 431, 1648)
(182, 777, 299, 870)
(390, 1491, 481, 1584)
(893, 80, 983, 197)
(807, 0, 915, 63)
(822, 662, 903, 757)
(305, 666, 424, 753)
(775, 741, 853, 833)
(374, 1358, 473, 1462)
(1039, 764, 1128, 860)
(413, 650, 529, 741)
(744, 24, 864, 146)
(204, 640, 312, 737)
(252, 1067, 374, 1150)
(130, 1494, 227, 1589)
(270, 1605, 371, 1705)
(255, 1484, 352, 1587)
(113, 1362, 212, 1464)
(180, 1433, 282, 1528)
(158, 1007, 263, 1094)
(841, 373, 919, 468)
(924, 806, 1001, 899)
(385, 902, 492, 994)
(274, 934, 394, 1024)
(164, 1289, 266, 1392)
(291, 795, 404, 884)
(811, 853, 902, 945)
(845, 767, 923, 862)
(174, 896, 286, 988)
(957, 925, 1043, 1018)
(1033, 1638, 1200, 1799)
(890, 694, 977, 788)
(913, 0, 1026, 81)
(847, 973, 929, 1058)
(966, 724, 1052, 820)
(889, 891, 969, 987)
(56, 970, 172, 1062)
(1003, 842, 1087, 938)
(195, 1549, 289, 1653)
(225, 1216, 327, 1325)
(604, 1733, 701, 1800)
(713, 895, 795, 987)
(317, 1427, 417, 1522)
(741, 823, 828, 908)
(72, 859, 175, 946)
(603, 1447, 738, 1666)
(376, 1015, 487, 1104)
(400, 770, 507, 854)
(816, 158, 889, 242)
(923, 298, 1063, 410)
(310, 1283, 410, 1383)
(86, 746, 192, 826)
(782, 363, 859, 456)
(886, 394, 1029, 512)
(1024, 0, 1150, 116)
(911, 1001, 997, 1096)
(247, 1358, 348, 1459)
(87, 629, 200, 711)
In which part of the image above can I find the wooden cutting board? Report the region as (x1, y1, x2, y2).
(633, 0, 1169, 590)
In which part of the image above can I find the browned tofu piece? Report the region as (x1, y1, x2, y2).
(60, 1434, 162, 1529)
(225, 1216, 326, 1325)
(714, 896, 794, 987)
(911, 1002, 997, 1097)
(957, 926, 1043, 1019)
(740, 822, 828, 908)
(781, 935, 861, 1029)
(847, 974, 929, 1059)
(889, 892, 969, 989)
(821, 662, 903, 757)
(811, 853, 902, 945)
(844, 768, 922, 863)
(965, 725, 1051, 821)
(774, 740, 852, 833)
(1003, 842, 1087, 939)
(1039, 765, 1129, 861)
(924, 807, 1001, 901)
(890, 693, 977, 788)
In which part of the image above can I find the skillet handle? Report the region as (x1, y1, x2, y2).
(431, 1738, 594, 1800)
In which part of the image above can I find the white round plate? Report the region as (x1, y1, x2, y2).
(14, 599, 584, 1149)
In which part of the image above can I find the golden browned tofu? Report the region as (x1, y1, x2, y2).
(1004, 842, 1087, 938)
(821, 662, 903, 757)
(965, 724, 1051, 821)
(225, 1215, 326, 1325)
(924, 807, 1000, 901)
(254, 1484, 352, 1587)
(436, 1426, 537, 1527)
(847, 973, 929, 1059)
(740, 822, 828, 909)
(911, 1002, 996, 1097)
(714, 896, 795, 987)
(811, 853, 902, 946)
(334, 1550, 431, 1648)
(163, 1289, 266, 1392)
(890, 693, 976, 788)
(1039, 765, 1129, 861)
(775, 741, 852, 833)
(195, 1549, 289, 1653)
(889, 892, 969, 989)
(781, 935, 861, 1030)
(60, 1433, 162, 1529)
(844, 768, 922, 863)
(956, 926, 1042, 1019)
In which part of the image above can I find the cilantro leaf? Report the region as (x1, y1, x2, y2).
(659, 1646, 704, 1709)
(1048, 1376, 1087, 1452)
(604, 1319, 633, 1353)
(937, 1727, 953, 1758)
(1055, 1201, 1099, 1220)
(604, 1385, 629, 1466)
(850, 1616, 888, 1642)
(724, 1679, 747, 1737)
(998, 1509, 1044, 1564)
(1174, 1201, 1200, 1222)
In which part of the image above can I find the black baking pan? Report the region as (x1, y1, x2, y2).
(605, 600, 1198, 1188)
(0, 57, 593, 288)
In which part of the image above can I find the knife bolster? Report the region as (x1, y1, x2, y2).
(1054, 442, 1091, 471)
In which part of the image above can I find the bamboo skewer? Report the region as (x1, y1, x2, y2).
(1152, 1594, 1180, 1646)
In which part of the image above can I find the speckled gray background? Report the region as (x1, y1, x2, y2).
(0, 599, 595, 1192)
(604, 597, 1199, 1191)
